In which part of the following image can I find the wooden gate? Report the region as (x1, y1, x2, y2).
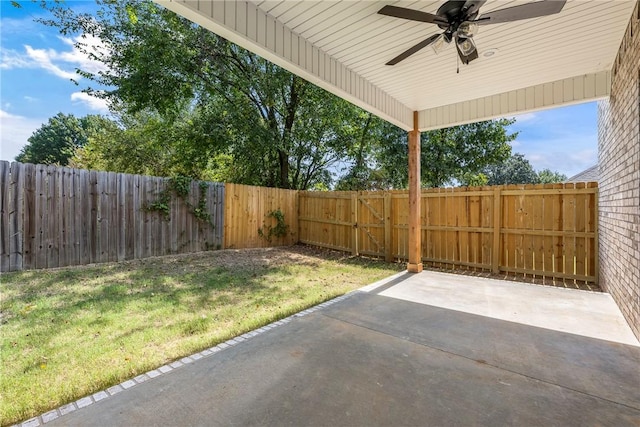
(356, 192, 392, 261)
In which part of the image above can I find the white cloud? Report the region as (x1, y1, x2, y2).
(1, 34, 109, 80)
(512, 112, 537, 123)
(58, 35, 109, 75)
(71, 92, 109, 113)
(515, 138, 597, 177)
(0, 47, 32, 69)
(0, 110, 44, 162)
(0, 110, 22, 119)
(0, 16, 43, 36)
(24, 45, 78, 79)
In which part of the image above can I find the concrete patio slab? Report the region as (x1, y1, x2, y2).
(38, 272, 640, 426)
(373, 270, 640, 346)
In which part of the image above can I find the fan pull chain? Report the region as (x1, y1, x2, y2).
(457, 54, 460, 74)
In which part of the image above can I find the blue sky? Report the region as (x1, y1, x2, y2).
(0, 0, 598, 178)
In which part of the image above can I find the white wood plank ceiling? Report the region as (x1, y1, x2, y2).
(158, 0, 636, 130)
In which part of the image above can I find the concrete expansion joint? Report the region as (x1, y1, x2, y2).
(13, 291, 356, 427)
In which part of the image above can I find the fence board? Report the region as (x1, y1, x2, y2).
(23, 163, 35, 269)
(530, 188, 543, 276)
(106, 172, 117, 262)
(34, 165, 47, 269)
(8, 163, 23, 270)
(0, 161, 11, 271)
(553, 183, 564, 275)
(216, 184, 225, 248)
(124, 173, 134, 260)
(96, 171, 108, 263)
(144, 176, 155, 258)
(47, 165, 60, 268)
(89, 170, 98, 264)
(70, 168, 80, 266)
(574, 182, 587, 278)
(61, 167, 73, 267)
(116, 173, 125, 262)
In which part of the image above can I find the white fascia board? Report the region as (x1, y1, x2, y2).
(418, 71, 611, 131)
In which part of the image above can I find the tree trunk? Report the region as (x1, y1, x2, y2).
(278, 76, 302, 189)
(278, 149, 290, 189)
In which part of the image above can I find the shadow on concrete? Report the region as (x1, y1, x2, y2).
(45, 290, 640, 426)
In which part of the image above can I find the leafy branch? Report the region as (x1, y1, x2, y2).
(258, 209, 289, 243)
(143, 175, 212, 223)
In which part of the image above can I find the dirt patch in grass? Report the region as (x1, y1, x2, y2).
(0, 245, 403, 426)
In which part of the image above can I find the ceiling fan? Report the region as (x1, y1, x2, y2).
(378, 0, 567, 66)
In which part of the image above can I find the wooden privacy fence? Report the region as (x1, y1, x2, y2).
(1, 160, 599, 284)
(300, 183, 599, 284)
(0, 161, 224, 272)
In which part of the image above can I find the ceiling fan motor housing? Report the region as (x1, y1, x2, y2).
(436, 0, 481, 33)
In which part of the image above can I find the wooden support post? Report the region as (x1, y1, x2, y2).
(407, 111, 423, 273)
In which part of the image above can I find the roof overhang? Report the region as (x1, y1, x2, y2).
(156, 0, 636, 131)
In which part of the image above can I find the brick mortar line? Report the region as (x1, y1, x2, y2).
(13, 292, 358, 427)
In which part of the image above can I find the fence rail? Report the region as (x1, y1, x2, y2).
(300, 183, 598, 284)
(0, 161, 224, 271)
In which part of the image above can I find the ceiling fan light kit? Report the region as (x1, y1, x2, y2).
(431, 34, 447, 54)
(457, 22, 478, 38)
(457, 37, 476, 56)
(379, 0, 567, 67)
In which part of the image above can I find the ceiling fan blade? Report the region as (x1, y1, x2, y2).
(378, 5, 448, 25)
(476, 0, 566, 25)
(386, 33, 442, 66)
(462, 0, 487, 17)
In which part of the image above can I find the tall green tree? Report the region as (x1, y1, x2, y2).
(72, 105, 227, 178)
(485, 153, 539, 185)
(537, 168, 567, 183)
(41, 0, 362, 189)
(372, 119, 516, 189)
(38, 0, 521, 189)
(16, 113, 114, 165)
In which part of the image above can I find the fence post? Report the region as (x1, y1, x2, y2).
(384, 192, 392, 262)
(492, 187, 501, 274)
(351, 192, 358, 256)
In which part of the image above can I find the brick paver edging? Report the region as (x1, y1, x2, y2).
(14, 292, 357, 427)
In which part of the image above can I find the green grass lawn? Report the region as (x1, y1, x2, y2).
(0, 245, 403, 426)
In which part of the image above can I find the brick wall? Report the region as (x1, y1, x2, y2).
(598, 1, 640, 340)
